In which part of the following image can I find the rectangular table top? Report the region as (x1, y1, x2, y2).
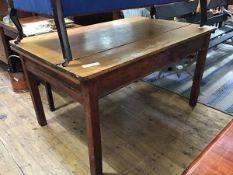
(10, 17, 214, 80)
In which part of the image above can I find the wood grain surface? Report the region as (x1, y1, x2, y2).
(11, 17, 215, 79)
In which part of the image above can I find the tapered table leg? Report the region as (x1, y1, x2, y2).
(189, 35, 210, 106)
(24, 69, 47, 126)
(45, 82, 55, 112)
(83, 85, 102, 175)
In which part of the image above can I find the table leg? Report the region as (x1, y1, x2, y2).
(45, 82, 55, 112)
(25, 70, 47, 126)
(189, 36, 210, 106)
(83, 86, 102, 175)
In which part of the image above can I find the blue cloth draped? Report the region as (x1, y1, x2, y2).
(13, 0, 184, 16)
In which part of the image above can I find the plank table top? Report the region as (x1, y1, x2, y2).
(10, 17, 214, 80)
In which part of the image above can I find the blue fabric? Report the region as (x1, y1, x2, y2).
(13, 0, 53, 16)
(62, 0, 184, 16)
(13, 0, 184, 16)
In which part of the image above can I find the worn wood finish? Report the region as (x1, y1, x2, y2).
(11, 18, 214, 80)
(60, 26, 212, 80)
(10, 17, 214, 175)
(23, 59, 82, 102)
(182, 120, 233, 175)
(11, 18, 190, 65)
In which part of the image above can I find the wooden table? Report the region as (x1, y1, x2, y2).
(10, 17, 214, 175)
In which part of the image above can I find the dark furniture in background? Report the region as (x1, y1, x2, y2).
(200, 0, 233, 49)
(153, 0, 198, 20)
(154, 0, 233, 49)
(73, 12, 122, 26)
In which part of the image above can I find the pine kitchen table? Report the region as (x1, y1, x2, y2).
(10, 17, 214, 175)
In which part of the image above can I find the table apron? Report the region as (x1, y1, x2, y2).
(24, 59, 83, 102)
(4, 28, 17, 38)
(96, 34, 209, 98)
(17, 33, 209, 103)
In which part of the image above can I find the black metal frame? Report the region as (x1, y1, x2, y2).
(200, 0, 207, 26)
(51, 0, 72, 67)
(8, 0, 24, 44)
(152, 0, 198, 20)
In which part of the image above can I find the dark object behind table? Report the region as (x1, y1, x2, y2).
(8, 55, 28, 92)
(73, 13, 118, 26)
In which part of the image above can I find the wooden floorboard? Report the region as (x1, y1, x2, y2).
(0, 65, 232, 175)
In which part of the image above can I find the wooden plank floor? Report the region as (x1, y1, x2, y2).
(0, 64, 232, 175)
